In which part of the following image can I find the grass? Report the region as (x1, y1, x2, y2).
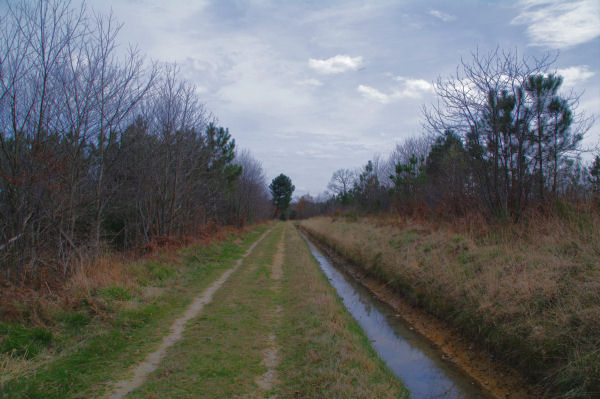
(0, 224, 270, 398)
(279, 223, 406, 398)
(300, 209, 599, 398)
(126, 223, 281, 399)
(126, 222, 406, 398)
(0, 323, 53, 359)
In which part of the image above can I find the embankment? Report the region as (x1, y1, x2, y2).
(299, 215, 599, 398)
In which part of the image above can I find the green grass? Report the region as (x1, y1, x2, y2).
(0, 225, 270, 399)
(127, 223, 281, 399)
(99, 285, 134, 301)
(0, 323, 53, 359)
(126, 222, 406, 398)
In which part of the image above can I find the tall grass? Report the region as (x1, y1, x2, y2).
(300, 204, 599, 398)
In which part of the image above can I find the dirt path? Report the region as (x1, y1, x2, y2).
(254, 231, 284, 394)
(106, 229, 272, 399)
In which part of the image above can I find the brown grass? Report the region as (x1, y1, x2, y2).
(300, 205, 599, 398)
(0, 223, 255, 326)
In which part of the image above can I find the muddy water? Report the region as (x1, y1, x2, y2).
(303, 237, 493, 399)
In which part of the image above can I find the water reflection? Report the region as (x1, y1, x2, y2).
(303, 236, 491, 399)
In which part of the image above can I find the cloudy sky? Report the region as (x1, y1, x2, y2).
(88, 0, 600, 197)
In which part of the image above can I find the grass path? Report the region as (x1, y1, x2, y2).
(1, 225, 271, 399)
(106, 228, 273, 398)
(125, 222, 406, 398)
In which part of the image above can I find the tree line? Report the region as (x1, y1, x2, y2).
(322, 49, 597, 219)
(0, 0, 270, 281)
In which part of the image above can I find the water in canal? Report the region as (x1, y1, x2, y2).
(303, 236, 492, 399)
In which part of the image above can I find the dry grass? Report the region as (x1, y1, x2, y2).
(300, 205, 599, 398)
(0, 224, 254, 326)
(279, 223, 407, 398)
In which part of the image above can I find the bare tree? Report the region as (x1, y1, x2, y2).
(0, 0, 86, 277)
(423, 47, 590, 217)
(327, 168, 356, 202)
(86, 11, 157, 248)
(0, 1, 247, 281)
(232, 149, 269, 225)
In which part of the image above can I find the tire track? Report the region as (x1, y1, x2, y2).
(254, 228, 285, 395)
(106, 228, 272, 399)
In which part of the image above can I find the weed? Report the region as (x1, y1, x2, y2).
(0, 322, 53, 358)
(143, 260, 176, 283)
(99, 285, 133, 301)
(59, 312, 90, 330)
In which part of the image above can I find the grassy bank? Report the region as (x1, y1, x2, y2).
(125, 222, 406, 398)
(0, 224, 270, 398)
(278, 222, 406, 398)
(300, 211, 599, 398)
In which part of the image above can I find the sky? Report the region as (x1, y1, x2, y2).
(86, 0, 600, 197)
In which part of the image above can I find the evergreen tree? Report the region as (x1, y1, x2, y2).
(590, 155, 600, 194)
(525, 74, 563, 201)
(269, 174, 295, 219)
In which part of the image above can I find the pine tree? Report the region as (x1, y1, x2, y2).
(269, 174, 295, 219)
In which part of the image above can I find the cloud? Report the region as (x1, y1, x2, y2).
(298, 78, 323, 87)
(556, 65, 595, 86)
(358, 77, 433, 103)
(512, 0, 600, 48)
(394, 77, 434, 98)
(428, 9, 456, 22)
(358, 85, 390, 103)
(308, 55, 364, 74)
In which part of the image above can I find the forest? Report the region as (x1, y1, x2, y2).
(0, 0, 271, 282)
(2, 0, 599, 283)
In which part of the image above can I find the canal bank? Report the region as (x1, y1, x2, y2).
(300, 228, 538, 399)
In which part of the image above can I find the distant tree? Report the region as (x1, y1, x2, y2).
(423, 48, 591, 218)
(424, 130, 470, 213)
(231, 150, 270, 225)
(293, 194, 323, 219)
(546, 96, 580, 197)
(327, 169, 355, 205)
(385, 136, 432, 187)
(523, 74, 582, 201)
(352, 160, 387, 212)
(390, 155, 426, 200)
(590, 155, 600, 194)
(269, 174, 295, 219)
